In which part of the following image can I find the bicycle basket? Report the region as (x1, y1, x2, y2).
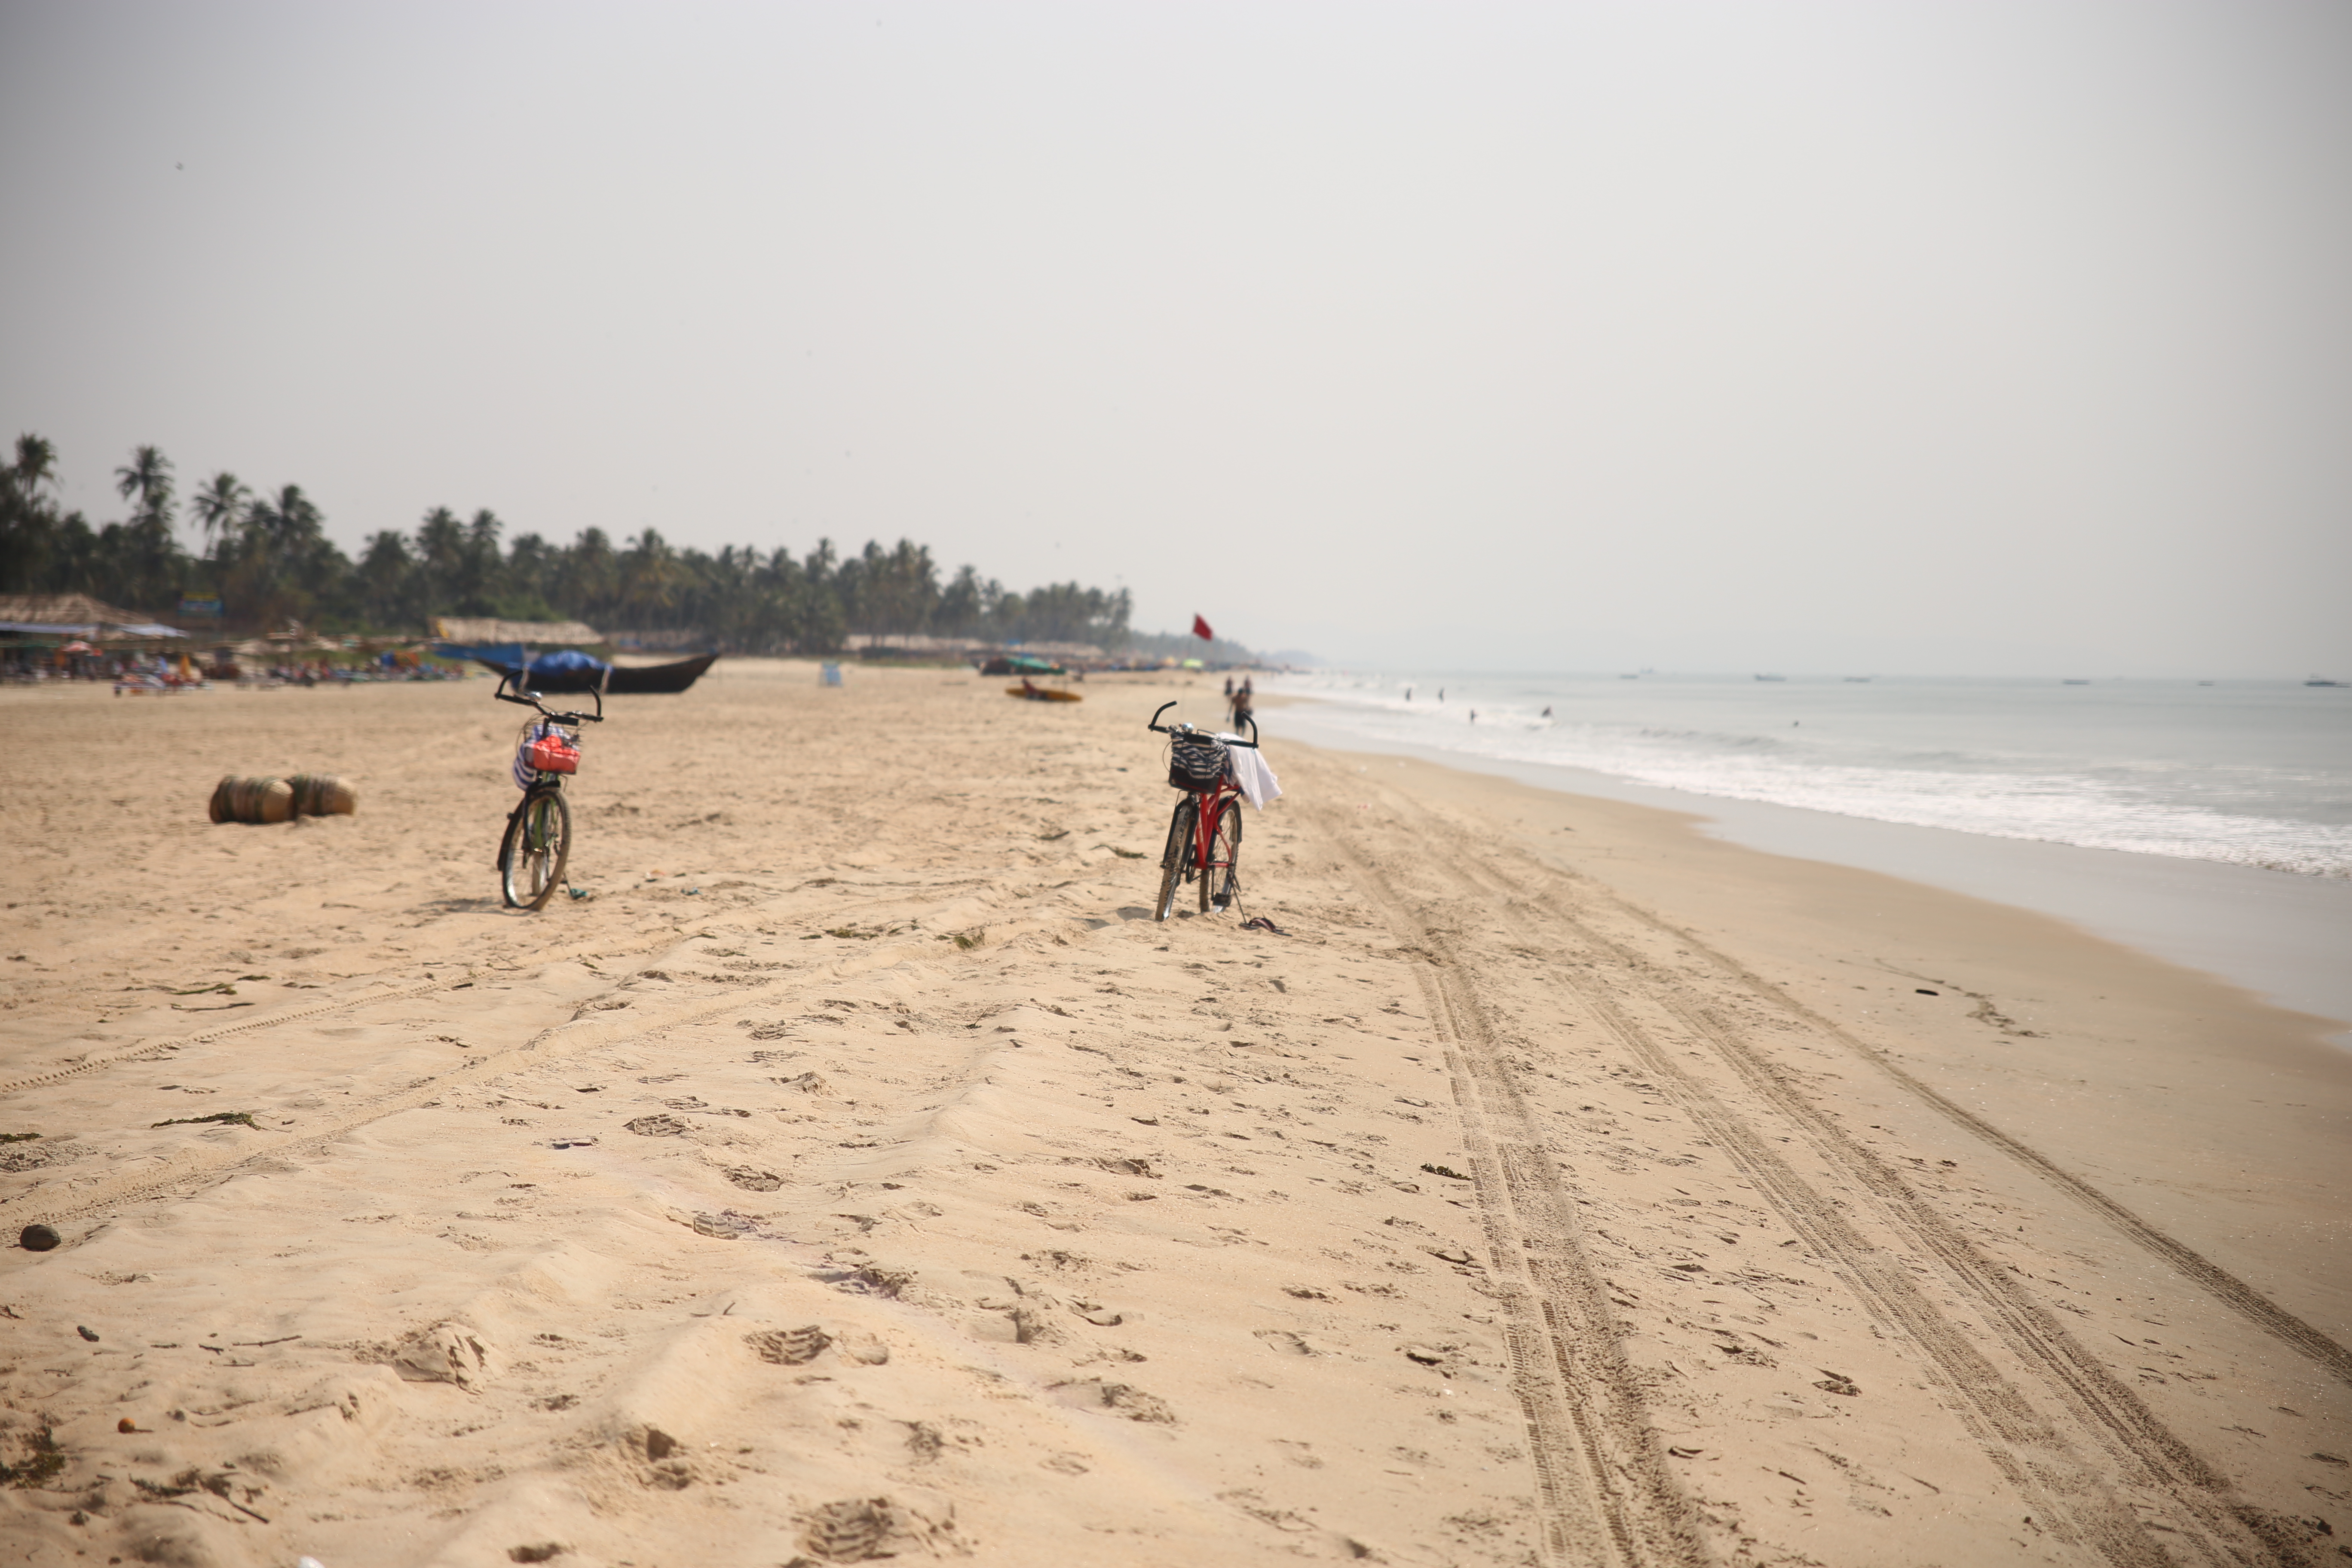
(528, 732, 580, 774)
(1167, 733, 1229, 791)
(513, 721, 579, 788)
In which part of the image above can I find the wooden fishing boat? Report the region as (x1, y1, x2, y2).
(606, 653, 720, 694)
(474, 651, 720, 694)
(1006, 683, 1082, 702)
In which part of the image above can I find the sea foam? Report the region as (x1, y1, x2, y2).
(1266, 674, 2352, 879)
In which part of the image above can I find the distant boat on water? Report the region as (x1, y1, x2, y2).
(1843, 676, 1872, 683)
(2062, 679, 2091, 685)
(1753, 673, 1785, 682)
(2310, 678, 2344, 688)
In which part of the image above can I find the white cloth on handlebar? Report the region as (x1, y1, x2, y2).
(1217, 734, 1283, 810)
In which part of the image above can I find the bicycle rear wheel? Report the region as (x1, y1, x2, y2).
(1201, 798, 1242, 912)
(501, 787, 572, 911)
(1154, 796, 1196, 922)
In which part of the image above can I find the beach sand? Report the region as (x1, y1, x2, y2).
(1, 658, 2346, 1568)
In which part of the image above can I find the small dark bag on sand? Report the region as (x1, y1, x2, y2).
(1168, 735, 1229, 791)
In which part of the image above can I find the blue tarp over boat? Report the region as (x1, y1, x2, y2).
(438, 644, 717, 695)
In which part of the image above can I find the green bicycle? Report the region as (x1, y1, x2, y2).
(494, 675, 603, 910)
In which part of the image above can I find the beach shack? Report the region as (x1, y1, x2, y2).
(0, 594, 188, 679)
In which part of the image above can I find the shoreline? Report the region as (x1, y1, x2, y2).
(1268, 697, 2352, 1048)
(3, 662, 2346, 1567)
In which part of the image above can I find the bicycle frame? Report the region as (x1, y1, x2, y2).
(1187, 772, 1243, 885)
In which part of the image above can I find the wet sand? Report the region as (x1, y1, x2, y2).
(1, 659, 2346, 1567)
(1266, 700, 2352, 1048)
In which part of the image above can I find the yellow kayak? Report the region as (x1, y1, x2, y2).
(1006, 684, 1082, 702)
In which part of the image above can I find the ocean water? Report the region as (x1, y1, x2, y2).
(1262, 674, 2352, 879)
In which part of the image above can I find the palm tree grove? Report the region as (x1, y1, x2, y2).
(0, 435, 1136, 651)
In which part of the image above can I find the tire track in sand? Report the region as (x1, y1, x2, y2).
(1350, 787, 2302, 1566)
(1307, 804, 1711, 1568)
(1590, 891, 2352, 1391)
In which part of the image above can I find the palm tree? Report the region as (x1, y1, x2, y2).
(410, 505, 463, 613)
(618, 528, 683, 625)
(111, 445, 181, 609)
(1, 435, 63, 592)
(11, 435, 58, 494)
(357, 530, 416, 627)
(226, 484, 330, 629)
(458, 508, 504, 612)
(114, 445, 175, 527)
(245, 484, 324, 559)
(190, 472, 251, 555)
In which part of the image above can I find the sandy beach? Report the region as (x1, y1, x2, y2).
(2, 657, 2346, 1568)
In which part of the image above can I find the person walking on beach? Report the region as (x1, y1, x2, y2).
(1231, 678, 1254, 731)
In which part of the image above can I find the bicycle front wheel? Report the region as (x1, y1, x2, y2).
(1154, 796, 1196, 922)
(1201, 798, 1242, 913)
(501, 787, 572, 911)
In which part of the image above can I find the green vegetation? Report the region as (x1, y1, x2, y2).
(2, 435, 1135, 652)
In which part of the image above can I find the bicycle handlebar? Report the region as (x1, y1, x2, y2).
(1146, 701, 1258, 748)
(496, 673, 604, 725)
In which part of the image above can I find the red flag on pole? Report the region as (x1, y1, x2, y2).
(1191, 615, 1214, 641)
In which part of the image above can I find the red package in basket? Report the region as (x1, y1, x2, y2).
(527, 732, 580, 774)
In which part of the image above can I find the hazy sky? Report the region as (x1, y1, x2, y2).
(3, 1, 2346, 675)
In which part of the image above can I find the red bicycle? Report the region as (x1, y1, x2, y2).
(1147, 701, 1259, 921)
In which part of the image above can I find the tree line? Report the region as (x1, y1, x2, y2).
(0, 437, 1133, 651)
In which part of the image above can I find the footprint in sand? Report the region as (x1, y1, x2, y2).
(1050, 1379, 1175, 1423)
(745, 1326, 831, 1364)
(799, 1498, 952, 1562)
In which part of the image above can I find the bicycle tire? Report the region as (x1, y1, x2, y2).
(1154, 796, 1196, 922)
(1202, 798, 1242, 912)
(501, 787, 572, 911)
